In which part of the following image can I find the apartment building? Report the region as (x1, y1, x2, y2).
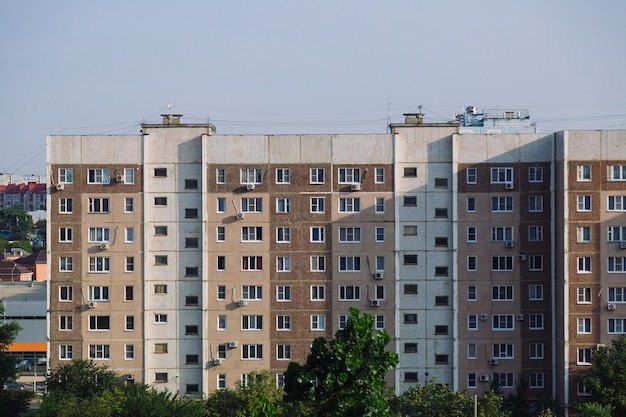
(47, 111, 626, 413)
(0, 182, 47, 211)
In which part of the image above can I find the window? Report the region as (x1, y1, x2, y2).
(154, 313, 167, 324)
(311, 285, 325, 300)
(467, 226, 478, 242)
(529, 314, 544, 330)
(375, 197, 385, 213)
(58, 168, 73, 183)
(186, 384, 199, 394)
(242, 315, 263, 330)
(275, 168, 290, 184)
(154, 197, 167, 206)
(242, 286, 263, 300)
(608, 257, 626, 273)
(529, 166, 543, 182)
(277, 315, 291, 330)
(529, 226, 543, 241)
(405, 343, 418, 353)
(375, 167, 385, 183)
(88, 197, 110, 213)
(529, 284, 543, 300)
(277, 344, 291, 360)
(404, 314, 418, 324)
(493, 344, 514, 359)
(434, 178, 448, 188)
(492, 256, 514, 271)
(339, 256, 361, 271)
(87, 168, 111, 184)
(435, 325, 448, 335)
(185, 237, 198, 248)
(608, 196, 626, 211)
(492, 314, 514, 330)
(339, 167, 360, 183)
(404, 285, 418, 295)
(59, 315, 73, 330)
(59, 227, 73, 242)
(404, 372, 418, 382)
(435, 237, 448, 247)
(529, 196, 544, 212)
(154, 284, 167, 294)
(217, 256, 225, 270)
(577, 165, 591, 181)
(88, 227, 110, 242)
(154, 343, 168, 354)
(124, 197, 134, 213)
(185, 208, 199, 218)
(528, 373, 544, 389)
(578, 287, 592, 304)
(339, 285, 361, 301)
(403, 225, 417, 236)
(241, 168, 263, 184)
(403, 196, 417, 206)
(89, 344, 110, 359)
(376, 256, 385, 271)
(241, 226, 262, 242)
(529, 255, 543, 271)
(276, 227, 291, 243)
(241, 198, 262, 212)
(467, 197, 476, 212)
(311, 315, 326, 330)
(125, 227, 135, 243)
(125, 316, 134, 331)
(59, 198, 73, 213)
(124, 286, 134, 301)
(217, 198, 226, 213)
(186, 354, 199, 364)
(491, 167, 513, 183)
(217, 374, 226, 389)
(276, 256, 291, 271)
(310, 256, 326, 272)
(89, 315, 110, 331)
(339, 197, 360, 212)
(154, 168, 167, 177)
(577, 318, 591, 334)
(216, 226, 225, 242)
(608, 318, 626, 334)
(217, 286, 226, 300)
(59, 256, 73, 272)
(494, 373, 515, 389)
(60, 345, 73, 360)
(468, 315, 478, 330)
(466, 167, 477, 184)
(242, 344, 264, 360)
(435, 266, 448, 276)
(310, 226, 325, 242)
(339, 227, 361, 243)
(467, 285, 477, 301)
(154, 255, 168, 266)
(88, 257, 110, 272)
(183, 179, 198, 189)
(403, 167, 417, 177)
(491, 197, 513, 212)
(375, 227, 385, 242)
(276, 286, 291, 301)
(530, 343, 544, 359)
(59, 286, 73, 301)
(491, 227, 513, 242)
(435, 354, 449, 364)
(578, 348, 593, 365)
(610, 165, 626, 181)
(155, 225, 168, 236)
(375, 315, 385, 330)
(338, 315, 348, 329)
(310, 168, 324, 184)
(404, 254, 418, 265)
(217, 315, 226, 330)
(492, 285, 514, 301)
(216, 168, 226, 183)
(577, 195, 592, 212)
(310, 197, 325, 213)
(185, 295, 199, 306)
(578, 257, 592, 273)
(609, 287, 626, 302)
(607, 226, 626, 242)
(467, 256, 477, 271)
(242, 256, 262, 271)
(276, 198, 291, 213)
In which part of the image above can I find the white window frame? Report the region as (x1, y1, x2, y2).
(339, 227, 361, 243)
(240, 168, 263, 184)
(87, 168, 110, 184)
(59, 198, 73, 214)
(529, 225, 543, 241)
(310, 168, 324, 184)
(88, 257, 110, 273)
(491, 227, 513, 242)
(310, 226, 325, 242)
(577, 317, 591, 334)
(310, 285, 325, 301)
(338, 167, 360, 184)
(311, 314, 326, 330)
(608, 287, 626, 303)
(339, 197, 360, 212)
(124, 168, 135, 184)
(529, 255, 543, 271)
(241, 226, 262, 242)
(241, 198, 262, 213)
(578, 287, 592, 304)
(528, 166, 543, 183)
(275, 168, 290, 184)
(577, 195, 592, 212)
(529, 313, 544, 330)
(578, 226, 592, 242)
(493, 343, 514, 359)
(89, 344, 110, 360)
(59, 256, 73, 272)
(577, 165, 591, 181)
(242, 256, 263, 271)
(276, 285, 291, 302)
(492, 256, 514, 271)
(242, 315, 263, 331)
(88, 197, 110, 213)
(609, 318, 626, 334)
(530, 343, 544, 359)
(242, 285, 263, 300)
(339, 256, 361, 271)
(88, 227, 110, 242)
(310, 256, 326, 272)
(529, 196, 544, 212)
(276, 198, 291, 213)
(608, 195, 626, 211)
(529, 284, 543, 300)
(492, 285, 514, 301)
(577, 257, 591, 273)
(490, 167, 513, 184)
(375, 227, 385, 242)
(276, 256, 291, 272)
(58, 168, 73, 184)
(577, 348, 592, 365)
(492, 314, 515, 331)
(276, 227, 291, 243)
(609, 165, 626, 181)
(88, 286, 110, 301)
(310, 197, 325, 213)
(375, 167, 385, 183)
(242, 344, 263, 359)
(467, 226, 477, 242)
(491, 196, 513, 212)
(608, 257, 626, 272)
(375, 197, 385, 213)
(339, 285, 361, 301)
(466, 167, 477, 184)
(277, 344, 291, 360)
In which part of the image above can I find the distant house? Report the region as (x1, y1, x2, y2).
(16, 250, 47, 282)
(0, 259, 34, 281)
(0, 182, 47, 211)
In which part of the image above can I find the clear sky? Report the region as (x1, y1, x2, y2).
(1, 0, 625, 175)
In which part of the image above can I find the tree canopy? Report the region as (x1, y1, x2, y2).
(583, 335, 626, 414)
(0, 300, 29, 417)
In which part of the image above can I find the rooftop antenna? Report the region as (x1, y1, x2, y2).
(167, 101, 173, 116)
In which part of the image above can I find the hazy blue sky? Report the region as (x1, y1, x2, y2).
(2, 0, 625, 175)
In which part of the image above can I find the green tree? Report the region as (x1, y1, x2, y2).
(574, 402, 614, 417)
(284, 308, 398, 417)
(477, 390, 511, 417)
(0, 300, 28, 417)
(389, 380, 473, 417)
(120, 383, 207, 417)
(45, 359, 121, 399)
(0, 207, 33, 242)
(206, 388, 242, 417)
(205, 371, 283, 417)
(584, 335, 626, 414)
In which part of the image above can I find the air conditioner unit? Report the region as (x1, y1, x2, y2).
(517, 254, 527, 261)
(236, 212, 245, 220)
(246, 183, 255, 191)
(125, 374, 134, 381)
(213, 358, 222, 366)
(88, 301, 97, 309)
(608, 303, 616, 311)
(350, 183, 361, 191)
(237, 299, 248, 307)
(489, 358, 499, 366)
(479, 375, 490, 382)
(228, 341, 238, 348)
(100, 243, 109, 250)
(374, 272, 384, 280)
(505, 241, 514, 248)
(505, 183, 514, 190)
(55, 183, 65, 191)
(516, 314, 525, 321)
(480, 314, 488, 321)
(620, 242, 626, 249)
(370, 300, 381, 307)
(116, 175, 124, 182)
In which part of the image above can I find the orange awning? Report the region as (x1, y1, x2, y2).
(7, 342, 47, 352)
